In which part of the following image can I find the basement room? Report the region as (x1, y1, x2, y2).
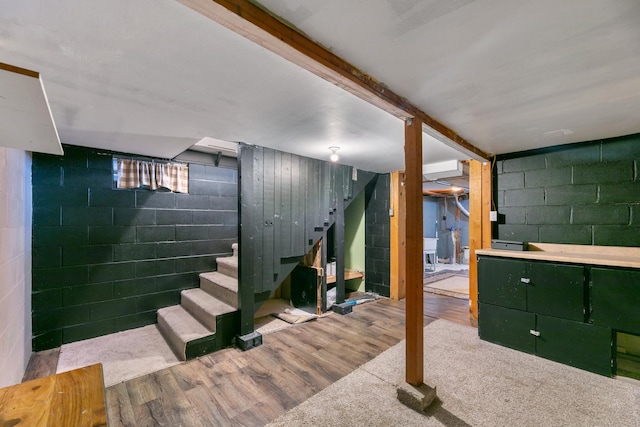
(1, 1, 639, 426)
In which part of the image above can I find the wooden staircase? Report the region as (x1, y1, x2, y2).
(157, 244, 240, 360)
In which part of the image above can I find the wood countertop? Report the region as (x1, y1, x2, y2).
(0, 363, 107, 427)
(476, 243, 640, 269)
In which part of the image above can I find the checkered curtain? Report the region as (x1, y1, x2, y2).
(116, 158, 189, 193)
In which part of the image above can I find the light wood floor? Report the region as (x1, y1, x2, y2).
(25, 293, 471, 426)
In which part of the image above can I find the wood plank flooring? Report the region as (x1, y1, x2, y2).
(106, 294, 470, 426)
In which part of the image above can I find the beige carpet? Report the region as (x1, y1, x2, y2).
(56, 325, 180, 387)
(267, 319, 640, 427)
(255, 298, 319, 335)
(424, 276, 469, 299)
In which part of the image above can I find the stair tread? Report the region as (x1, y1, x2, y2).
(157, 305, 212, 342)
(182, 288, 236, 317)
(199, 271, 238, 292)
(216, 256, 237, 268)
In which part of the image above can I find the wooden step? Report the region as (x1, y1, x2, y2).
(181, 288, 236, 331)
(157, 305, 212, 361)
(199, 272, 238, 308)
(216, 256, 238, 279)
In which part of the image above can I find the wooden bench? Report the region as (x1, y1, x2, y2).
(0, 363, 107, 426)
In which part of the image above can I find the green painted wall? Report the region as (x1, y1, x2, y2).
(345, 191, 365, 292)
(496, 133, 640, 246)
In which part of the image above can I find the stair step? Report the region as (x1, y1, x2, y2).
(157, 305, 212, 361)
(181, 288, 236, 331)
(199, 272, 238, 308)
(216, 256, 238, 279)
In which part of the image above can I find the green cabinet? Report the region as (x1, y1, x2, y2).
(478, 257, 526, 310)
(478, 257, 585, 321)
(536, 315, 612, 376)
(478, 256, 613, 376)
(479, 303, 612, 376)
(591, 267, 640, 335)
(478, 303, 535, 353)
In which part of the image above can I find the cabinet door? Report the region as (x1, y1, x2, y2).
(479, 303, 535, 354)
(591, 268, 640, 335)
(478, 257, 527, 310)
(535, 315, 612, 376)
(526, 262, 585, 321)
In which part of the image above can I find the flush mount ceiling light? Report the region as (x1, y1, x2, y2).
(329, 146, 340, 162)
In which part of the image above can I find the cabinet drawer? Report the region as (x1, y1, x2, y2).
(479, 303, 535, 354)
(591, 268, 640, 335)
(527, 262, 584, 321)
(536, 315, 612, 377)
(478, 257, 527, 310)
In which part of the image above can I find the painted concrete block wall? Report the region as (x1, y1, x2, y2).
(0, 148, 32, 387)
(436, 196, 469, 261)
(364, 174, 390, 297)
(31, 145, 237, 351)
(496, 133, 640, 246)
(423, 198, 438, 238)
(345, 191, 365, 292)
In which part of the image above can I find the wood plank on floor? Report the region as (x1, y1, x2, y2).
(103, 293, 469, 426)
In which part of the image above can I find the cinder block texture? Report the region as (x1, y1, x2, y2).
(496, 134, 640, 246)
(32, 145, 238, 350)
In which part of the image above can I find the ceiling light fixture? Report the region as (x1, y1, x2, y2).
(329, 146, 340, 162)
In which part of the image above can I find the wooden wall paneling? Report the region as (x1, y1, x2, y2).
(273, 150, 282, 277)
(321, 162, 331, 227)
(281, 152, 292, 258)
(404, 118, 423, 386)
(239, 144, 255, 335)
(262, 148, 275, 290)
(291, 156, 303, 256)
(252, 147, 265, 293)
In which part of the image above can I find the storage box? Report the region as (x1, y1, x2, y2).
(491, 239, 528, 251)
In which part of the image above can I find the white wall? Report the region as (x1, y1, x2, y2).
(0, 148, 32, 387)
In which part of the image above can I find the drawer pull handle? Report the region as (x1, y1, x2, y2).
(529, 329, 540, 337)
(520, 278, 531, 284)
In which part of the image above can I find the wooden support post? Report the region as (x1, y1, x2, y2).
(405, 118, 423, 386)
(390, 171, 406, 301)
(468, 160, 492, 324)
(321, 232, 328, 313)
(335, 171, 346, 304)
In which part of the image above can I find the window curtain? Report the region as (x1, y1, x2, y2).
(116, 158, 189, 193)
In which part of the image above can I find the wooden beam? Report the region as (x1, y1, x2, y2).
(0, 62, 39, 79)
(405, 118, 423, 386)
(390, 171, 405, 301)
(177, 0, 491, 161)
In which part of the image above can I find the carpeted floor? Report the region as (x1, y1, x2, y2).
(267, 319, 640, 427)
(56, 325, 180, 387)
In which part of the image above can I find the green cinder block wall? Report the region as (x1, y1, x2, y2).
(496, 133, 640, 246)
(364, 174, 391, 297)
(32, 145, 238, 351)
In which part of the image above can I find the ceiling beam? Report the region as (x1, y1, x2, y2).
(177, 0, 491, 161)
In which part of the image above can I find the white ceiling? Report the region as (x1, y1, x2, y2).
(1, 0, 639, 173)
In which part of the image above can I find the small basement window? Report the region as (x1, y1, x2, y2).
(113, 156, 189, 193)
